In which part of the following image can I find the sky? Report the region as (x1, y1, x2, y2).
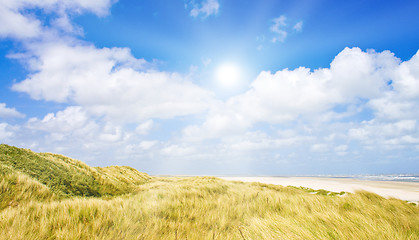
(1, 0, 419, 175)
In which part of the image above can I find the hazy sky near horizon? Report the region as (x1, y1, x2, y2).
(1, 0, 419, 175)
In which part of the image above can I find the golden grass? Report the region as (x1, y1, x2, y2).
(0, 172, 57, 210)
(1, 144, 418, 239)
(1, 177, 418, 240)
(0, 144, 150, 198)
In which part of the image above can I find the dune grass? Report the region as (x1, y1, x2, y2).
(0, 172, 58, 210)
(0, 144, 150, 200)
(1, 144, 418, 239)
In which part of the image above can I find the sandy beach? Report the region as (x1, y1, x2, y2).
(220, 177, 419, 202)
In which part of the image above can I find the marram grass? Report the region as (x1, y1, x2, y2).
(1, 145, 418, 239)
(0, 144, 150, 201)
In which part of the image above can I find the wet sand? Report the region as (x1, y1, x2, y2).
(220, 176, 419, 202)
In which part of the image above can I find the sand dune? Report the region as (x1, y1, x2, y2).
(220, 177, 419, 202)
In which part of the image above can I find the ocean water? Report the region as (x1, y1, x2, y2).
(326, 174, 419, 183)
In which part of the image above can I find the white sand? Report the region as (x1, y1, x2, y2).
(220, 177, 419, 202)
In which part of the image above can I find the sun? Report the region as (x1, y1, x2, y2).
(215, 63, 241, 88)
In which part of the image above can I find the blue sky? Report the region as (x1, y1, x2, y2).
(1, 0, 419, 175)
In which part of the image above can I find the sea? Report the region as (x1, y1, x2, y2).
(317, 174, 419, 183)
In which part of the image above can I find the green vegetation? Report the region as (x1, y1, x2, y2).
(1, 144, 418, 239)
(0, 144, 150, 208)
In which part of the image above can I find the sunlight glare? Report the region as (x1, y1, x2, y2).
(215, 63, 241, 88)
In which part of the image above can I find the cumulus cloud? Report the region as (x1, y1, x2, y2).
(180, 47, 419, 155)
(231, 49, 395, 122)
(348, 119, 419, 148)
(26, 106, 100, 141)
(188, 0, 219, 19)
(0, 0, 218, 168)
(0, 3, 42, 39)
(12, 43, 213, 123)
(368, 50, 419, 120)
(0, 0, 115, 39)
(12, 106, 142, 160)
(7, 41, 419, 172)
(0, 103, 25, 118)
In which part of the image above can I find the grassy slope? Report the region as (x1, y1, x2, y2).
(1, 144, 418, 239)
(0, 144, 150, 209)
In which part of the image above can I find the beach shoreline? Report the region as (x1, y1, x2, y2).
(219, 176, 419, 202)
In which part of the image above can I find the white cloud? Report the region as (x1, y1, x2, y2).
(310, 143, 329, 152)
(188, 0, 219, 19)
(136, 120, 154, 135)
(0, 123, 14, 140)
(270, 16, 303, 43)
(0, 103, 25, 118)
(0, 3, 42, 39)
(368, 50, 419, 120)
(229, 47, 399, 123)
(4, 0, 114, 17)
(139, 140, 158, 150)
(228, 131, 308, 152)
(51, 14, 83, 35)
(330, 48, 399, 100)
(271, 15, 287, 30)
(14, 106, 140, 158)
(179, 47, 419, 158)
(348, 127, 369, 140)
(271, 31, 287, 43)
(334, 144, 348, 152)
(293, 21, 303, 32)
(351, 120, 418, 139)
(277, 129, 297, 138)
(161, 144, 196, 157)
(12, 42, 213, 123)
(0, 0, 216, 167)
(0, 0, 115, 40)
(10, 46, 408, 172)
(334, 144, 348, 156)
(369, 94, 417, 120)
(181, 105, 253, 141)
(27, 106, 97, 135)
(98, 123, 123, 142)
(393, 50, 419, 98)
(348, 119, 419, 150)
(270, 15, 287, 42)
